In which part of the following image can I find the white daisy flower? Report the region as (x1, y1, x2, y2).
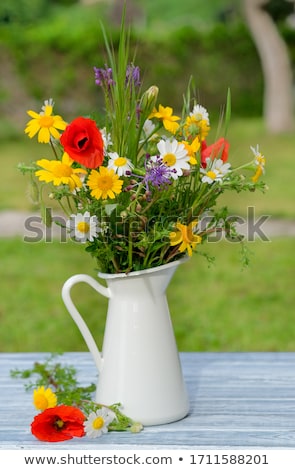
(190, 104, 210, 124)
(143, 119, 156, 138)
(250, 144, 266, 168)
(200, 158, 231, 184)
(66, 211, 101, 243)
(156, 138, 190, 180)
(107, 152, 134, 176)
(84, 407, 116, 438)
(101, 127, 113, 154)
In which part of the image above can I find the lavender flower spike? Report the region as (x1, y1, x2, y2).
(126, 64, 141, 87)
(94, 65, 115, 87)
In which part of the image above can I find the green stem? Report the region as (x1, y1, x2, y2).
(128, 230, 133, 271)
(50, 139, 59, 160)
(189, 183, 217, 219)
(136, 123, 162, 158)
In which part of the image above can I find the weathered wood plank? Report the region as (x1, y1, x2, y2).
(1, 352, 295, 449)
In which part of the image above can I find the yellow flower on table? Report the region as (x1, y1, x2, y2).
(33, 386, 57, 411)
(25, 99, 67, 143)
(35, 152, 87, 191)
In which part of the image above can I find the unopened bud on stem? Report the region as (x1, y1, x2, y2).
(140, 86, 159, 118)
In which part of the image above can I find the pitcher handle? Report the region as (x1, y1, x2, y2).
(61, 274, 111, 373)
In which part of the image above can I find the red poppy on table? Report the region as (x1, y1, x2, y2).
(60, 117, 104, 169)
(201, 137, 230, 168)
(31, 405, 85, 442)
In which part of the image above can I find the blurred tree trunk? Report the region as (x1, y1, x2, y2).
(110, 0, 144, 27)
(243, 0, 294, 133)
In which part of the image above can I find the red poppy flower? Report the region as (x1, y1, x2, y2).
(201, 137, 230, 167)
(60, 117, 104, 169)
(31, 405, 86, 442)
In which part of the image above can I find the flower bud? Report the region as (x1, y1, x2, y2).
(140, 86, 159, 117)
(130, 422, 144, 433)
(120, 210, 128, 219)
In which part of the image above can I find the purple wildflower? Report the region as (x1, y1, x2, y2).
(94, 65, 115, 87)
(144, 155, 173, 190)
(123, 155, 173, 200)
(126, 64, 141, 87)
(94, 63, 140, 90)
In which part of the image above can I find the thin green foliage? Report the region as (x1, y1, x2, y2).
(11, 354, 143, 432)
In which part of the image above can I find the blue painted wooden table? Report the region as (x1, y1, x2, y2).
(1, 352, 295, 449)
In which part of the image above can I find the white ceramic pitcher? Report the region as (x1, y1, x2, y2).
(61, 258, 189, 425)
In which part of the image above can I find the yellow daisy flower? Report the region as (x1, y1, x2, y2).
(169, 221, 202, 257)
(25, 99, 67, 143)
(184, 115, 210, 142)
(33, 386, 57, 411)
(35, 152, 87, 191)
(181, 136, 200, 165)
(252, 165, 264, 183)
(150, 105, 180, 134)
(87, 166, 123, 200)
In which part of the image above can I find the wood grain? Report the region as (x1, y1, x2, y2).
(1, 352, 295, 449)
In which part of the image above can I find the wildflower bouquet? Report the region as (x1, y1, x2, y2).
(20, 23, 266, 274)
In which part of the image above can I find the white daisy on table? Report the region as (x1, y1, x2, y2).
(66, 211, 101, 242)
(107, 152, 134, 176)
(84, 407, 116, 438)
(156, 138, 190, 180)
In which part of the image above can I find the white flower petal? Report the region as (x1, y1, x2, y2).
(66, 212, 101, 243)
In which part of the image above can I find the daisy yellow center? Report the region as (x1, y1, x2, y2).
(114, 157, 127, 167)
(39, 115, 54, 128)
(92, 417, 105, 430)
(97, 175, 114, 190)
(206, 170, 216, 180)
(53, 162, 73, 178)
(35, 395, 48, 410)
(257, 155, 265, 165)
(77, 221, 90, 233)
(163, 153, 176, 167)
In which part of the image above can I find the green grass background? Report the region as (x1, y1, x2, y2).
(0, 236, 294, 352)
